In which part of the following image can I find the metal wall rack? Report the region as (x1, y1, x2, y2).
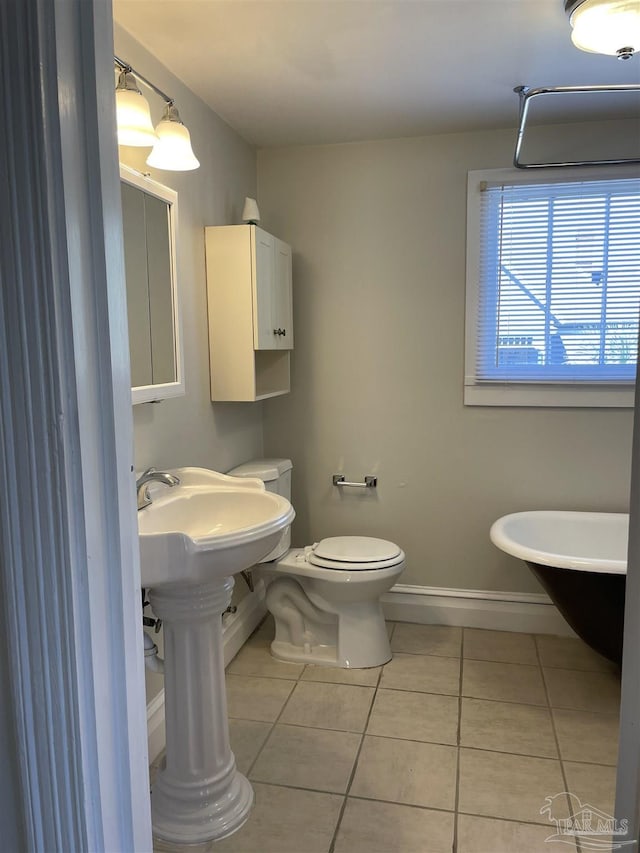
(514, 83, 640, 169)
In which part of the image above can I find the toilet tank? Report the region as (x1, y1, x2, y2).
(226, 458, 293, 561)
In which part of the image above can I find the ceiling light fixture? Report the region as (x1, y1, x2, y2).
(565, 0, 640, 60)
(114, 56, 200, 171)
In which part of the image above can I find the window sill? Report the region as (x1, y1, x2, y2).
(464, 382, 635, 408)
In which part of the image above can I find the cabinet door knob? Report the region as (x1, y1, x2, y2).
(273, 328, 286, 336)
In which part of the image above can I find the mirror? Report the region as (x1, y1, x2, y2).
(120, 165, 183, 404)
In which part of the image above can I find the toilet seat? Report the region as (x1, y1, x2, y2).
(307, 536, 403, 570)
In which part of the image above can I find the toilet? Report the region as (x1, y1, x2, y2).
(227, 458, 405, 668)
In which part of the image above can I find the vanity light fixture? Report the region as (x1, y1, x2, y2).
(115, 69, 157, 146)
(146, 103, 200, 171)
(565, 0, 640, 60)
(114, 56, 200, 171)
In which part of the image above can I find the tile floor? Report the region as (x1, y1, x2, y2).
(152, 619, 621, 853)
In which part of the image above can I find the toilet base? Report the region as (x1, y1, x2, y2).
(268, 596, 393, 668)
(271, 637, 391, 668)
(271, 639, 338, 666)
(263, 543, 405, 669)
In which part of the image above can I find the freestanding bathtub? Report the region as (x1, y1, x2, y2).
(490, 511, 628, 666)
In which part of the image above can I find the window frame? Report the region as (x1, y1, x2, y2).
(465, 166, 640, 408)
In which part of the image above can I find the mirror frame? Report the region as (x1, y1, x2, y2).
(120, 164, 184, 404)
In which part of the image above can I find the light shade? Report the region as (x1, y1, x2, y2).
(115, 71, 158, 146)
(146, 104, 200, 171)
(242, 197, 261, 224)
(566, 0, 640, 59)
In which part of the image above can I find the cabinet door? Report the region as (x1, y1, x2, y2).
(252, 228, 276, 349)
(274, 238, 293, 350)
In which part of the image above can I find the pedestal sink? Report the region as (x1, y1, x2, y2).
(137, 467, 295, 845)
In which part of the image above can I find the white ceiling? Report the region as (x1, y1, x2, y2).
(112, 0, 640, 147)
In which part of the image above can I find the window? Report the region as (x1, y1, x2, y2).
(465, 168, 640, 407)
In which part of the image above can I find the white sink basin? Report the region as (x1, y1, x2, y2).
(138, 467, 295, 587)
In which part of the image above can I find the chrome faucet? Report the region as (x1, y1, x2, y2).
(136, 467, 180, 510)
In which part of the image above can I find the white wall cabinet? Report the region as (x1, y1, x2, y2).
(205, 224, 293, 401)
(253, 229, 293, 351)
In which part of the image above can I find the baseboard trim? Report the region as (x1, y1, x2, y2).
(146, 579, 268, 764)
(381, 583, 576, 636)
(221, 578, 268, 668)
(146, 690, 166, 766)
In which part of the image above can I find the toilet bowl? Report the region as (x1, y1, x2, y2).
(227, 459, 405, 669)
(265, 537, 405, 668)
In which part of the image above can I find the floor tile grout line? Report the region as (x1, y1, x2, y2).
(230, 658, 616, 683)
(228, 669, 599, 709)
(254, 780, 460, 816)
(393, 642, 612, 670)
(452, 631, 465, 853)
(390, 649, 461, 660)
(535, 634, 581, 853)
(456, 806, 572, 829)
(327, 638, 387, 853)
(391, 638, 613, 673)
(377, 683, 460, 698)
(238, 780, 575, 831)
(540, 663, 617, 673)
(229, 678, 620, 714)
(343, 791, 457, 816)
(229, 717, 569, 761)
(229, 702, 613, 760)
(243, 777, 347, 801)
(553, 755, 617, 768)
(229, 685, 620, 716)
(456, 742, 566, 761)
(233, 669, 456, 692)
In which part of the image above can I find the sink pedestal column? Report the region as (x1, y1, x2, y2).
(148, 576, 253, 844)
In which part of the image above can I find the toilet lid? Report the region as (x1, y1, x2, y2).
(309, 536, 402, 569)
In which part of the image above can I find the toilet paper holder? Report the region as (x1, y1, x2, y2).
(332, 474, 377, 489)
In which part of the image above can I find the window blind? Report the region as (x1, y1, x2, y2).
(475, 177, 640, 383)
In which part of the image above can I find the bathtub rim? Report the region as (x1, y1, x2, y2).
(490, 510, 628, 575)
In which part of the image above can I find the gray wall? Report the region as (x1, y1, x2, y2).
(114, 26, 262, 703)
(115, 25, 264, 476)
(258, 121, 636, 594)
